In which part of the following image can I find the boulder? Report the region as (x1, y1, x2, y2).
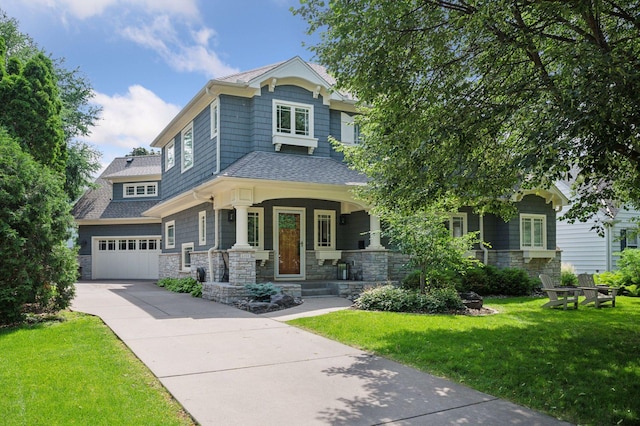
(459, 291, 483, 310)
(270, 293, 295, 307)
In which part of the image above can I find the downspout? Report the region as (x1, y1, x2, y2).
(480, 214, 488, 264)
(207, 200, 219, 282)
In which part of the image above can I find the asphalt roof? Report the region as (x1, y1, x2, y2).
(218, 151, 368, 186)
(72, 155, 161, 221)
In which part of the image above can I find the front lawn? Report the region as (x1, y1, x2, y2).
(288, 296, 640, 425)
(0, 312, 194, 425)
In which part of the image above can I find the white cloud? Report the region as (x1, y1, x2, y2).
(27, 0, 199, 20)
(120, 16, 239, 78)
(89, 85, 180, 153)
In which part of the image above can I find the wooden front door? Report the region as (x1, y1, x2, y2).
(275, 208, 305, 279)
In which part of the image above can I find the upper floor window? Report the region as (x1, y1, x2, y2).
(273, 100, 314, 138)
(165, 220, 175, 249)
(621, 228, 638, 250)
(165, 141, 175, 170)
(446, 213, 468, 238)
(340, 112, 361, 145)
(248, 207, 264, 250)
(123, 182, 157, 198)
(314, 210, 336, 250)
(520, 214, 546, 250)
(210, 100, 219, 138)
(181, 123, 194, 172)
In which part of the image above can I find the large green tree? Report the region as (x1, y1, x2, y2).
(0, 10, 101, 201)
(0, 131, 76, 324)
(295, 1, 640, 225)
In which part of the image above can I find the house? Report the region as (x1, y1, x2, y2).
(556, 181, 639, 274)
(73, 57, 568, 299)
(73, 155, 162, 280)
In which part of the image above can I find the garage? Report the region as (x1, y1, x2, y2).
(92, 237, 161, 279)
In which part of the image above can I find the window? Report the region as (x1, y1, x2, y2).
(520, 214, 546, 250)
(621, 229, 638, 250)
(166, 141, 175, 170)
(248, 207, 264, 250)
(123, 182, 158, 198)
(273, 100, 314, 137)
(165, 221, 175, 249)
(198, 211, 207, 246)
(210, 100, 219, 138)
(340, 112, 361, 145)
(182, 243, 194, 271)
(446, 213, 468, 238)
(314, 210, 336, 250)
(181, 123, 194, 172)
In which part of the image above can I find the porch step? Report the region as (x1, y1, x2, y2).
(301, 283, 338, 297)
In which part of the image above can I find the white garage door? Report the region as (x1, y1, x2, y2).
(93, 237, 161, 279)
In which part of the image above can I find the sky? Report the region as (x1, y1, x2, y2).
(1, 0, 320, 173)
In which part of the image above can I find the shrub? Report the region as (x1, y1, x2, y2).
(245, 283, 280, 301)
(561, 263, 578, 286)
(355, 284, 464, 314)
(594, 271, 625, 287)
(459, 265, 534, 296)
(401, 270, 422, 291)
(617, 248, 640, 286)
(156, 277, 202, 297)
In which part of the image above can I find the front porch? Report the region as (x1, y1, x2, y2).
(201, 280, 383, 304)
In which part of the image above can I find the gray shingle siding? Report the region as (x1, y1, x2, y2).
(163, 202, 216, 254)
(78, 224, 161, 255)
(162, 107, 216, 200)
(329, 109, 346, 161)
(220, 94, 252, 170)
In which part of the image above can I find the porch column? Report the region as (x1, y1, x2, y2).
(367, 213, 385, 250)
(232, 204, 251, 250)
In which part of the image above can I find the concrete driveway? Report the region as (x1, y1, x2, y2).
(71, 280, 569, 426)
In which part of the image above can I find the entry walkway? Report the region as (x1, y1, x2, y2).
(72, 281, 569, 426)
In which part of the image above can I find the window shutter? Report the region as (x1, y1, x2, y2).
(621, 229, 627, 251)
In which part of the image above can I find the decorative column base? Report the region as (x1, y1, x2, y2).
(361, 249, 389, 282)
(228, 249, 256, 286)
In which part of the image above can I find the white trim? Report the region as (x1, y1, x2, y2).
(123, 182, 158, 198)
(273, 206, 306, 280)
(248, 207, 264, 250)
(520, 213, 547, 250)
(181, 242, 194, 272)
(165, 141, 175, 170)
(198, 211, 207, 246)
(314, 209, 336, 250)
(181, 122, 194, 173)
(165, 220, 175, 249)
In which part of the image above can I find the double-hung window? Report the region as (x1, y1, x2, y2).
(165, 141, 175, 170)
(447, 213, 467, 238)
(248, 207, 264, 250)
(340, 112, 361, 145)
(520, 214, 546, 250)
(165, 220, 175, 249)
(181, 123, 194, 172)
(314, 210, 336, 250)
(182, 243, 194, 271)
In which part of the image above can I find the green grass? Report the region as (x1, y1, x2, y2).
(288, 296, 640, 425)
(0, 312, 194, 426)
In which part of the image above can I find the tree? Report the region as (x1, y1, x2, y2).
(0, 10, 102, 201)
(295, 1, 640, 225)
(0, 131, 76, 325)
(0, 38, 66, 174)
(127, 147, 159, 156)
(381, 205, 479, 292)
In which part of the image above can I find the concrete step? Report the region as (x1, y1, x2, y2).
(301, 284, 337, 297)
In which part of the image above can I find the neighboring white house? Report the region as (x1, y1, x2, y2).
(556, 180, 639, 274)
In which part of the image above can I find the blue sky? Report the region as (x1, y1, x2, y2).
(2, 0, 319, 171)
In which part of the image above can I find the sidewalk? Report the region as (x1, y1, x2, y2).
(71, 281, 569, 426)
